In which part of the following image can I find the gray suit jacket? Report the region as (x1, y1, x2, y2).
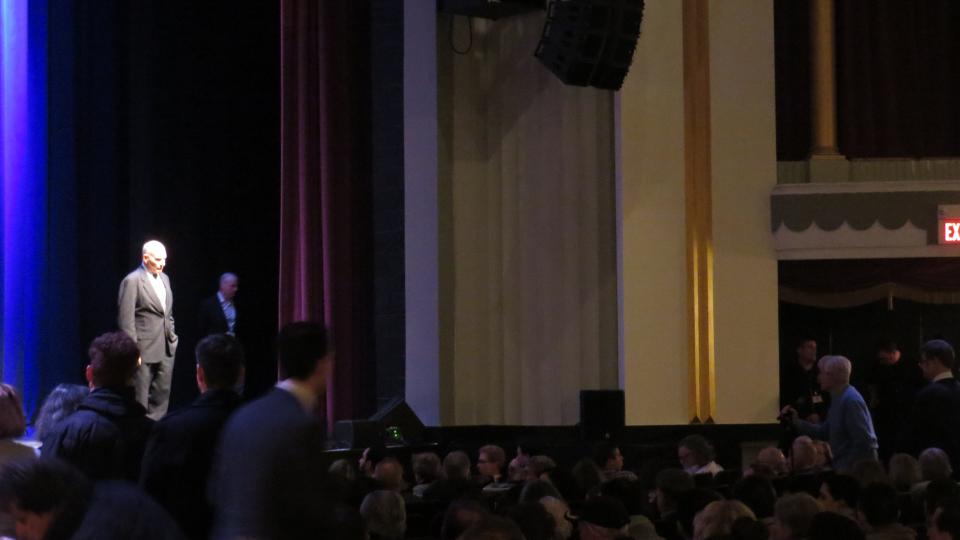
(118, 266, 178, 364)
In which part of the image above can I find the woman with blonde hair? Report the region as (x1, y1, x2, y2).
(0, 383, 34, 464)
(693, 499, 756, 540)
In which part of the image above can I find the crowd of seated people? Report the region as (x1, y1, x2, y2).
(4, 330, 960, 539)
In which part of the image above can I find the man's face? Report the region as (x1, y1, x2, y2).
(919, 354, 942, 381)
(877, 349, 901, 366)
(607, 447, 624, 472)
(797, 340, 817, 363)
(477, 452, 499, 478)
(10, 505, 53, 540)
(220, 276, 239, 301)
(678, 446, 698, 470)
(143, 248, 167, 274)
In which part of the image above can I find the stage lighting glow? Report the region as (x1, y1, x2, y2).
(1, 0, 46, 415)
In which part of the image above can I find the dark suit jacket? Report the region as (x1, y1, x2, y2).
(119, 266, 178, 364)
(41, 386, 154, 482)
(197, 294, 236, 338)
(901, 377, 960, 470)
(140, 389, 241, 540)
(211, 388, 332, 540)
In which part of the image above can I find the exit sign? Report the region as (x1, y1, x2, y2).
(938, 205, 960, 244)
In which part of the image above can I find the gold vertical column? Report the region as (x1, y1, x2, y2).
(682, 0, 716, 424)
(809, 0, 843, 158)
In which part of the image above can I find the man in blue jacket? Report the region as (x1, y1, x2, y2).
(782, 355, 878, 471)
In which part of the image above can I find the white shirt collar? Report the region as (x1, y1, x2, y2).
(933, 371, 955, 382)
(276, 379, 317, 412)
(217, 291, 226, 304)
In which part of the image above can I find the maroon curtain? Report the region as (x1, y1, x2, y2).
(780, 259, 960, 294)
(279, 0, 372, 428)
(774, 0, 960, 159)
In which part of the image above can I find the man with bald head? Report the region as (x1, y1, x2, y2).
(198, 273, 240, 338)
(119, 240, 178, 419)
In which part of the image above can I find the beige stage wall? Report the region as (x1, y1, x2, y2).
(430, 0, 779, 425)
(620, 0, 779, 425)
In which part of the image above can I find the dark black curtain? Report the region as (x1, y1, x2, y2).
(49, 0, 280, 411)
(775, 0, 960, 159)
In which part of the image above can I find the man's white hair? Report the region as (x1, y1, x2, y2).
(142, 240, 167, 258)
(219, 272, 238, 284)
(818, 355, 851, 382)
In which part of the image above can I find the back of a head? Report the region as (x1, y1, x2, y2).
(791, 436, 817, 471)
(412, 452, 442, 484)
(693, 500, 755, 540)
(921, 339, 956, 369)
(444, 451, 472, 481)
(539, 497, 573, 540)
(921, 447, 954, 482)
(732, 474, 777, 519)
(359, 490, 406, 539)
(519, 479, 562, 504)
(657, 468, 695, 500)
(458, 515, 524, 540)
(679, 434, 715, 466)
(441, 498, 489, 540)
(373, 457, 405, 492)
(0, 383, 26, 439)
(773, 492, 821, 540)
(851, 458, 889, 488)
(755, 446, 788, 476)
(196, 333, 245, 389)
(592, 442, 618, 468)
(807, 511, 865, 540)
(88, 331, 140, 387)
(278, 321, 328, 380)
(888, 453, 922, 491)
(479, 444, 505, 467)
(571, 458, 604, 494)
(34, 384, 88, 441)
(0, 458, 93, 533)
(858, 482, 899, 528)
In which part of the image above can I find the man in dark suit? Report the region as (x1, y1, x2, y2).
(211, 321, 333, 540)
(118, 240, 178, 420)
(140, 333, 245, 540)
(901, 339, 960, 472)
(197, 273, 239, 338)
(42, 331, 154, 482)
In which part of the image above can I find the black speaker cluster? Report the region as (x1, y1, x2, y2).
(535, 0, 645, 90)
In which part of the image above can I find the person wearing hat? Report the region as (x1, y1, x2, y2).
(574, 495, 631, 540)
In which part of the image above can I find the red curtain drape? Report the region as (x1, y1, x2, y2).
(279, 0, 372, 429)
(774, 0, 960, 159)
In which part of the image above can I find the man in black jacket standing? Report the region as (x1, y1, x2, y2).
(211, 321, 333, 540)
(140, 333, 245, 540)
(901, 339, 960, 471)
(42, 331, 153, 482)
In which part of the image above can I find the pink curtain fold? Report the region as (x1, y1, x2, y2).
(279, 0, 371, 429)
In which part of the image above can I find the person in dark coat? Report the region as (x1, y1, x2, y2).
(860, 339, 924, 463)
(197, 273, 239, 338)
(0, 458, 185, 540)
(210, 321, 334, 540)
(42, 332, 153, 482)
(900, 339, 960, 472)
(140, 334, 245, 540)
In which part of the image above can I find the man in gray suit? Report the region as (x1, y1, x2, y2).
(119, 240, 178, 419)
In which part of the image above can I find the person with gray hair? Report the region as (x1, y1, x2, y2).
(360, 490, 406, 540)
(118, 239, 178, 419)
(920, 447, 954, 483)
(198, 272, 240, 338)
(782, 355, 879, 471)
(678, 434, 724, 476)
(769, 493, 821, 540)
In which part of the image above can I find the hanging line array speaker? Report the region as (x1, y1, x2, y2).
(535, 0, 645, 90)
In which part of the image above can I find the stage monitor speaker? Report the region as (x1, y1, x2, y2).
(579, 389, 625, 441)
(535, 0, 645, 90)
(369, 397, 425, 444)
(331, 419, 384, 450)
